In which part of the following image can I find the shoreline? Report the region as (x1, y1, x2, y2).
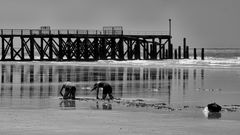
(62, 97, 240, 113)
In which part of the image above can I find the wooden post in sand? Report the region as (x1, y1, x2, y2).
(178, 46, 181, 59)
(183, 38, 186, 59)
(186, 46, 189, 59)
(174, 49, 177, 59)
(201, 48, 205, 60)
(194, 48, 197, 59)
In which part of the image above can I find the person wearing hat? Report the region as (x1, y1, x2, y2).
(60, 81, 76, 99)
(91, 82, 114, 100)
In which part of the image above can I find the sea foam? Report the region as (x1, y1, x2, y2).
(4, 56, 240, 69)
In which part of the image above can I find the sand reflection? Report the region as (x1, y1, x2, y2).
(59, 100, 76, 110)
(0, 63, 204, 105)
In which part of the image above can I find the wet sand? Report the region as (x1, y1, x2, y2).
(0, 98, 240, 135)
(1, 61, 240, 134)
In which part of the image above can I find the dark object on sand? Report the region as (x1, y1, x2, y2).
(91, 82, 114, 100)
(60, 82, 76, 99)
(207, 103, 222, 112)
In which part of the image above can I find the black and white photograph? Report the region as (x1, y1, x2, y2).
(0, 0, 240, 134)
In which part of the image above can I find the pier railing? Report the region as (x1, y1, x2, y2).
(0, 29, 169, 36)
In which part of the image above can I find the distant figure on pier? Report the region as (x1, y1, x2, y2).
(60, 82, 76, 99)
(91, 82, 114, 100)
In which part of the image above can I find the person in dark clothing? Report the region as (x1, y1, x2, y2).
(60, 82, 76, 99)
(91, 82, 114, 100)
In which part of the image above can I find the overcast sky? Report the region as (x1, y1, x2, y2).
(0, 0, 240, 48)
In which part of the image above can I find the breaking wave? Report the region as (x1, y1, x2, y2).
(96, 57, 240, 69)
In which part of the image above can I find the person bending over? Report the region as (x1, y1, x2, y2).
(91, 82, 114, 100)
(60, 82, 76, 99)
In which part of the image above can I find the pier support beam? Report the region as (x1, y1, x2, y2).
(30, 36, 34, 61)
(83, 38, 89, 60)
(118, 37, 124, 60)
(111, 37, 116, 60)
(1, 37, 5, 61)
(127, 39, 133, 60)
(135, 39, 140, 59)
(100, 38, 107, 60)
(49, 37, 53, 61)
(158, 39, 162, 60)
(58, 37, 63, 61)
(168, 43, 173, 59)
(40, 37, 44, 60)
(93, 38, 99, 60)
(76, 37, 81, 60)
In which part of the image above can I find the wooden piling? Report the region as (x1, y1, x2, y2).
(111, 37, 116, 60)
(143, 42, 147, 60)
(168, 43, 173, 59)
(76, 37, 81, 60)
(150, 44, 153, 60)
(135, 39, 141, 59)
(174, 49, 177, 59)
(178, 46, 181, 59)
(119, 37, 124, 60)
(30, 36, 34, 61)
(201, 48, 205, 60)
(186, 46, 189, 59)
(151, 38, 155, 59)
(183, 38, 186, 59)
(162, 44, 165, 59)
(100, 37, 107, 60)
(93, 37, 99, 60)
(194, 48, 197, 59)
(49, 37, 53, 61)
(10, 37, 14, 60)
(2, 37, 5, 60)
(40, 37, 44, 60)
(21, 37, 25, 60)
(152, 44, 157, 60)
(58, 37, 63, 61)
(127, 39, 133, 60)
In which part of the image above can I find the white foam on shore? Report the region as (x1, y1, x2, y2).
(2, 56, 240, 69)
(97, 57, 240, 68)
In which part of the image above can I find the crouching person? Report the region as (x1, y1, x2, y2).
(91, 82, 114, 100)
(60, 82, 76, 99)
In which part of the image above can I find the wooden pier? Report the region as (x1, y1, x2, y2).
(0, 26, 174, 61)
